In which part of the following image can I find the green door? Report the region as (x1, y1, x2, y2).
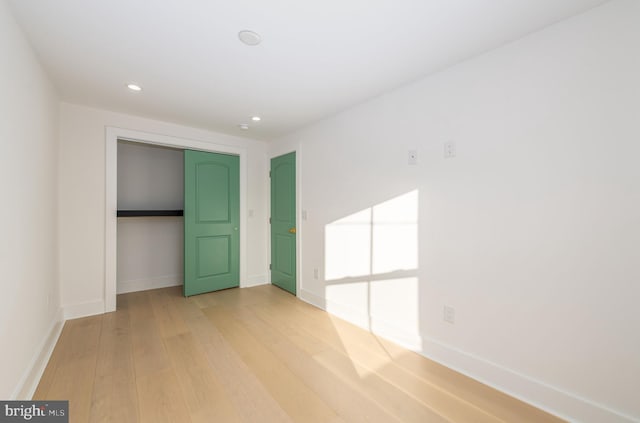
(270, 152, 296, 295)
(184, 150, 239, 296)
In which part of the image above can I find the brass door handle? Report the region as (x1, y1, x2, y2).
(288, 227, 296, 234)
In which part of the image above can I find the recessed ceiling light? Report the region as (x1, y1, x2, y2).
(238, 123, 249, 130)
(238, 30, 261, 46)
(127, 83, 142, 91)
(251, 116, 261, 122)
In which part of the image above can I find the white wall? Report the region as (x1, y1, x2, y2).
(117, 142, 184, 294)
(271, 1, 640, 421)
(0, 0, 62, 399)
(59, 103, 269, 315)
(117, 217, 183, 294)
(117, 141, 183, 210)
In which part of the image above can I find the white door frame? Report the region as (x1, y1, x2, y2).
(105, 126, 248, 312)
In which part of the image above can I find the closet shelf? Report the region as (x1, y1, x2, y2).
(117, 210, 183, 217)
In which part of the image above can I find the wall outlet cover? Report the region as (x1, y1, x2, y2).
(444, 141, 456, 158)
(444, 305, 455, 323)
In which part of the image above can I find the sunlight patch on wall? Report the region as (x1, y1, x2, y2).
(324, 277, 420, 377)
(322, 190, 421, 376)
(325, 209, 371, 280)
(324, 190, 418, 280)
(370, 277, 419, 336)
(371, 191, 418, 274)
(325, 282, 370, 319)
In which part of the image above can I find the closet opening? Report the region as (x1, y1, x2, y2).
(105, 127, 248, 312)
(116, 141, 184, 295)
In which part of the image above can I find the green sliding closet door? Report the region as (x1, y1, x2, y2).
(184, 150, 239, 296)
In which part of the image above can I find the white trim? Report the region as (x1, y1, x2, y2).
(299, 289, 422, 350)
(105, 126, 248, 312)
(299, 288, 325, 309)
(64, 300, 105, 320)
(245, 274, 268, 287)
(370, 320, 423, 352)
(296, 144, 302, 298)
(11, 308, 64, 400)
(105, 129, 117, 312)
(418, 338, 637, 423)
(300, 288, 365, 327)
(117, 275, 182, 294)
(299, 288, 634, 423)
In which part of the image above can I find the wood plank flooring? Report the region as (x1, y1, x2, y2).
(34, 285, 563, 422)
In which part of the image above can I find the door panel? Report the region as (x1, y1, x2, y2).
(196, 163, 229, 222)
(197, 235, 230, 277)
(184, 150, 239, 296)
(275, 234, 294, 276)
(271, 152, 296, 294)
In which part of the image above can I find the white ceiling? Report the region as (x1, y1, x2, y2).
(8, 0, 609, 141)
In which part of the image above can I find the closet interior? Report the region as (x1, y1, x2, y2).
(116, 140, 184, 294)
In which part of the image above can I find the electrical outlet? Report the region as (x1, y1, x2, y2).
(313, 268, 319, 280)
(443, 305, 455, 324)
(302, 210, 308, 220)
(408, 150, 418, 165)
(444, 141, 456, 159)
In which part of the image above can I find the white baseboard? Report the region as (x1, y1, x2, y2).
(11, 307, 64, 400)
(243, 274, 268, 288)
(118, 273, 268, 293)
(419, 337, 636, 423)
(370, 319, 423, 352)
(63, 299, 105, 320)
(299, 288, 327, 310)
(303, 288, 369, 326)
(299, 289, 634, 423)
(117, 274, 182, 294)
(300, 288, 422, 350)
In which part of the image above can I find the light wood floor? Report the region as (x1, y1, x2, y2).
(34, 285, 563, 422)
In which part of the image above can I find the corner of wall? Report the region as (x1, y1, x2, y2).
(244, 274, 269, 288)
(12, 307, 64, 400)
(63, 300, 105, 320)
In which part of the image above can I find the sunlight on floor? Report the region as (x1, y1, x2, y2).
(323, 190, 420, 377)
